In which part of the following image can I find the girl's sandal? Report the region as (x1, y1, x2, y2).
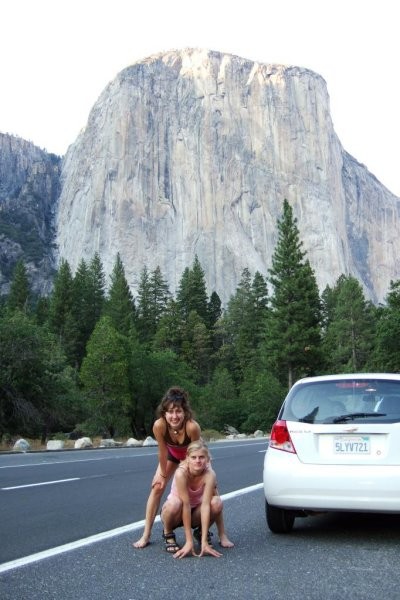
(193, 527, 213, 545)
(162, 531, 180, 553)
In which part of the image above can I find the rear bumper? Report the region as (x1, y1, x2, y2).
(263, 448, 400, 512)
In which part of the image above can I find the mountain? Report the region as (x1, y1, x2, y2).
(2, 49, 400, 304)
(0, 133, 60, 296)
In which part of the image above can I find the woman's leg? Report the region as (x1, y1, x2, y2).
(133, 461, 178, 548)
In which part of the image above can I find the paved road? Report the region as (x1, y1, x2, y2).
(0, 439, 266, 562)
(1, 441, 400, 600)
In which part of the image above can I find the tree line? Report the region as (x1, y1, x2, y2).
(1, 199, 400, 442)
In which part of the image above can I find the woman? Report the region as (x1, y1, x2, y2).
(133, 387, 233, 549)
(160, 440, 226, 558)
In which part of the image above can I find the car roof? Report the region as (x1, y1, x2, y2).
(293, 373, 400, 387)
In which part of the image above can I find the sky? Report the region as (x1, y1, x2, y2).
(1, 0, 399, 196)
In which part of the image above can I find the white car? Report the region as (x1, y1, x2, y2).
(263, 373, 400, 533)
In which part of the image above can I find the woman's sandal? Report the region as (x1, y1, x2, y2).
(162, 531, 180, 553)
(193, 527, 213, 545)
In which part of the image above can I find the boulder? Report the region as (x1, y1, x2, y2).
(125, 438, 143, 447)
(74, 437, 93, 449)
(254, 430, 264, 438)
(46, 440, 65, 450)
(99, 438, 117, 448)
(143, 436, 158, 447)
(13, 438, 31, 452)
(224, 425, 239, 435)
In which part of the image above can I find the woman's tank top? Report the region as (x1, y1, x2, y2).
(164, 423, 191, 462)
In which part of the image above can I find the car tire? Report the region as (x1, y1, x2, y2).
(265, 500, 295, 533)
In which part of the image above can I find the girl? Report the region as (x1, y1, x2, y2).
(161, 440, 227, 558)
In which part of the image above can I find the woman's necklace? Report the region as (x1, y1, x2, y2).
(170, 425, 183, 435)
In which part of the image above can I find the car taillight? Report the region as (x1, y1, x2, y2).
(269, 420, 296, 453)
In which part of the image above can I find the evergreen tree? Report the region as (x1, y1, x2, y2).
(64, 258, 89, 367)
(80, 316, 131, 437)
(189, 255, 209, 323)
(322, 275, 374, 372)
(0, 310, 78, 438)
(198, 367, 240, 431)
(136, 266, 170, 344)
(176, 255, 209, 323)
(181, 310, 212, 384)
(152, 299, 184, 354)
(370, 279, 400, 371)
(104, 253, 135, 335)
(224, 268, 253, 377)
(7, 260, 30, 313)
(65, 254, 106, 368)
(223, 269, 269, 380)
(239, 367, 285, 432)
(88, 253, 106, 324)
(207, 291, 222, 329)
(47, 259, 74, 342)
(264, 199, 322, 388)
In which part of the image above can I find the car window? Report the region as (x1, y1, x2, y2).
(281, 379, 400, 423)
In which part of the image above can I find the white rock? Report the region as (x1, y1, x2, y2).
(13, 438, 31, 452)
(99, 438, 116, 448)
(254, 430, 264, 438)
(143, 436, 158, 447)
(74, 437, 93, 449)
(46, 440, 65, 450)
(125, 438, 143, 447)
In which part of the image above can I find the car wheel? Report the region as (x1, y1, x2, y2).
(265, 500, 295, 533)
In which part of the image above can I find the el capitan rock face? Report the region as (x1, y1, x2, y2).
(25, 49, 400, 303)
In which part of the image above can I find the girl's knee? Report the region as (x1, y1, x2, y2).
(211, 496, 223, 516)
(163, 496, 183, 517)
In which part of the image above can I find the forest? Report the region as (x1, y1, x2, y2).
(1, 200, 400, 443)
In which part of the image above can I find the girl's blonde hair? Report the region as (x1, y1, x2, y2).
(186, 440, 211, 460)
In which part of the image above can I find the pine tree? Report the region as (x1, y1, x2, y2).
(223, 269, 269, 380)
(207, 291, 222, 329)
(152, 299, 184, 354)
(322, 275, 375, 372)
(176, 255, 208, 323)
(371, 279, 400, 371)
(7, 260, 30, 313)
(264, 199, 322, 388)
(136, 266, 170, 343)
(104, 254, 135, 335)
(48, 259, 74, 342)
(88, 253, 106, 324)
(80, 316, 131, 437)
(181, 310, 212, 384)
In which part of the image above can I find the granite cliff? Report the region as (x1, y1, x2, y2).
(0, 133, 60, 295)
(2, 49, 400, 304)
(55, 49, 400, 305)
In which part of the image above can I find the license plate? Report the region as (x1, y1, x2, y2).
(333, 435, 370, 454)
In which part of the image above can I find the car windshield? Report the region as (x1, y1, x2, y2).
(281, 378, 400, 423)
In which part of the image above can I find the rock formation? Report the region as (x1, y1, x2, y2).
(0, 133, 60, 295)
(55, 48, 400, 305)
(2, 49, 400, 305)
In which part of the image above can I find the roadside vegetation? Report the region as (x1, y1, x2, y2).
(1, 200, 399, 444)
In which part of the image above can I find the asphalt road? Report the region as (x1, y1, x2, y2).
(0, 439, 266, 562)
(1, 440, 400, 600)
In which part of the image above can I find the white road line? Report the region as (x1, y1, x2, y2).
(2, 477, 80, 490)
(0, 482, 263, 574)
